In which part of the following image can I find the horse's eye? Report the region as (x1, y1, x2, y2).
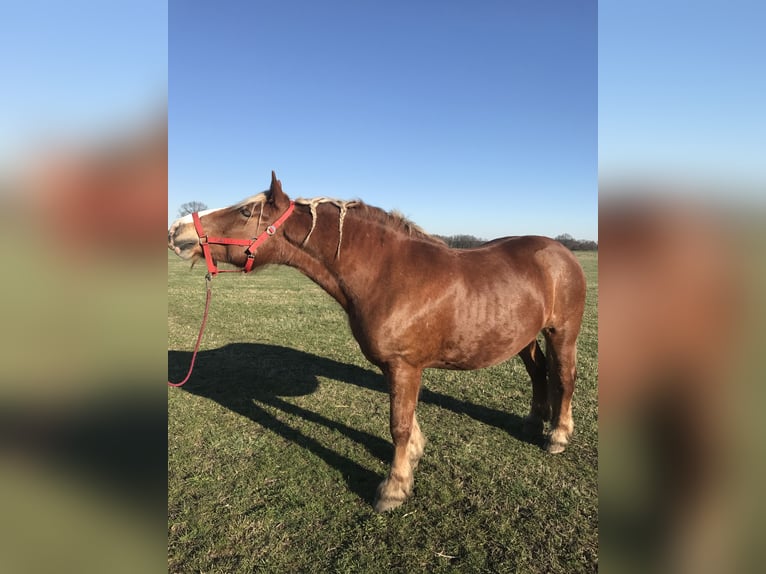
(239, 206, 252, 218)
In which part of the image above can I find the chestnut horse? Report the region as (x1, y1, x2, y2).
(168, 172, 586, 512)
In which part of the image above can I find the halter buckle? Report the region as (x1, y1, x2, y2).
(198, 235, 209, 245)
(266, 225, 277, 236)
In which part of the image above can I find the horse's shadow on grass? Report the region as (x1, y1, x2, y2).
(168, 343, 540, 504)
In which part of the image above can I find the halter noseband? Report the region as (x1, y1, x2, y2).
(191, 201, 295, 276)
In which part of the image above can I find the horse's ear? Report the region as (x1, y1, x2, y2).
(268, 170, 288, 207)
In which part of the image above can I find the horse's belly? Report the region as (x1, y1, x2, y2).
(429, 315, 543, 370)
(430, 336, 528, 370)
(363, 274, 548, 371)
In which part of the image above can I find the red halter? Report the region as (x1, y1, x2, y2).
(168, 201, 295, 387)
(191, 201, 295, 276)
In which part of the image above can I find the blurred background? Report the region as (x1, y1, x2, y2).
(600, 1, 765, 572)
(0, 1, 167, 572)
(1, 0, 764, 572)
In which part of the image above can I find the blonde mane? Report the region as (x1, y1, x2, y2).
(294, 197, 359, 258)
(233, 192, 444, 259)
(294, 197, 444, 258)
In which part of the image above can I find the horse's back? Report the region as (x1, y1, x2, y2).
(404, 235, 583, 369)
(357, 234, 586, 370)
(502, 236, 587, 329)
(460, 235, 586, 326)
(463, 235, 583, 283)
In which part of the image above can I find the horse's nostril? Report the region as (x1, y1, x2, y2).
(170, 226, 183, 243)
(168, 225, 190, 250)
(175, 241, 198, 252)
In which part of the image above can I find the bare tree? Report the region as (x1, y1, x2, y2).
(177, 201, 208, 218)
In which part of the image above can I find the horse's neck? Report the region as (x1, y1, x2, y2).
(281, 204, 396, 306)
(277, 240, 350, 310)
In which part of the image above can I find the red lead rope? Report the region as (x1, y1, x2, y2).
(168, 276, 213, 387)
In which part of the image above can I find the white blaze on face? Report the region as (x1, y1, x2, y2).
(168, 207, 226, 254)
(176, 207, 223, 225)
(169, 207, 225, 233)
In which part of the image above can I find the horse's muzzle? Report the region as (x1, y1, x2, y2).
(168, 221, 199, 259)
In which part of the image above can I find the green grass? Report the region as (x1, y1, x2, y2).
(169, 250, 598, 573)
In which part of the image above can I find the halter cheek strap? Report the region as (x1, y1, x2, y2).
(191, 201, 295, 276)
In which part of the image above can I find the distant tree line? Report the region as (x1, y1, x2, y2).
(553, 233, 598, 251)
(434, 234, 486, 249)
(436, 233, 597, 251)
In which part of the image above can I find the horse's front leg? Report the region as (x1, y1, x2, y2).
(374, 363, 425, 513)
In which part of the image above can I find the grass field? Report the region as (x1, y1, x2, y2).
(168, 250, 598, 573)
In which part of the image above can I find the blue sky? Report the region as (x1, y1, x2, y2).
(169, 1, 598, 240)
(0, 1, 167, 166)
(3, 2, 762, 242)
(599, 0, 766, 193)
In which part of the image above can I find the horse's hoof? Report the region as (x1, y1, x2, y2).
(546, 440, 566, 454)
(547, 427, 570, 454)
(374, 476, 410, 513)
(374, 495, 406, 513)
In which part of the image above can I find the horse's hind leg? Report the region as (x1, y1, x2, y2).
(374, 363, 425, 513)
(519, 338, 550, 436)
(544, 326, 578, 454)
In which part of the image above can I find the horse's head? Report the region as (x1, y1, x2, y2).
(168, 171, 293, 272)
